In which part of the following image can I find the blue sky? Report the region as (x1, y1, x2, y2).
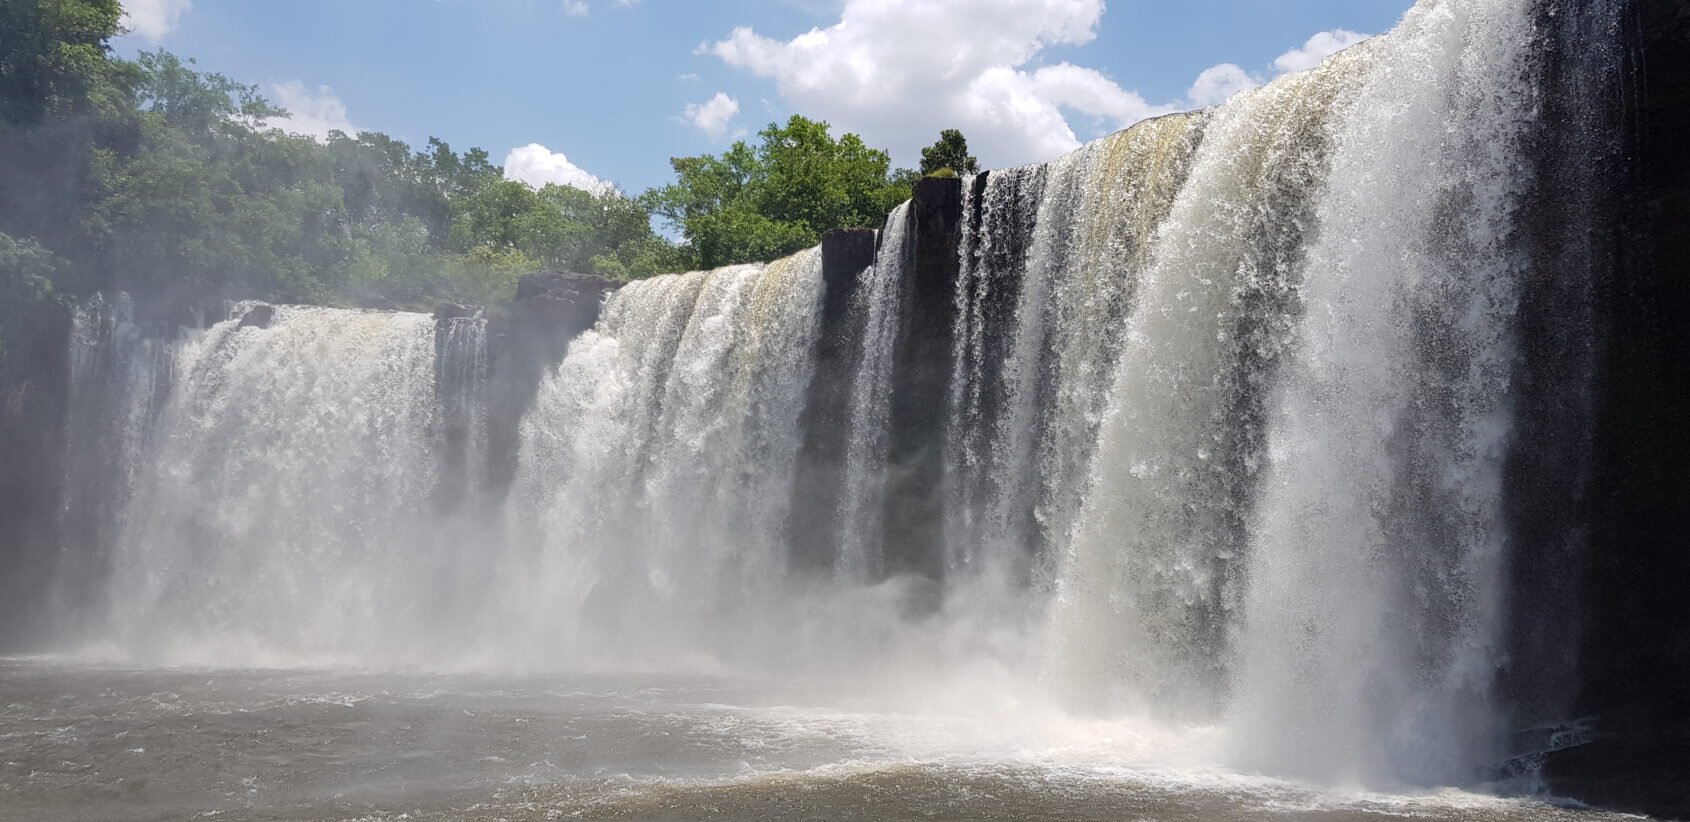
(115, 0, 1415, 196)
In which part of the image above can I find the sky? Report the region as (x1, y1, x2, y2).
(114, 0, 1416, 197)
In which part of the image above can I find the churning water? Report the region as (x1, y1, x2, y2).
(7, 0, 1632, 818)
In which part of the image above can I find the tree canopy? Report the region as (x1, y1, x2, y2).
(919, 129, 979, 176)
(643, 116, 915, 269)
(0, 0, 980, 336)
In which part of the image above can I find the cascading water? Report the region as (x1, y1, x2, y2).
(1227, 0, 1544, 786)
(1047, 48, 1366, 717)
(435, 313, 490, 512)
(103, 304, 475, 664)
(946, 113, 1205, 589)
(36, 0, 1630, 803)
(499, 249, 823, 665)
(55, 294, 174, 636)
(837, 205, 909, 580)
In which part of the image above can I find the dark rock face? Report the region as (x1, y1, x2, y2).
(882, 176, 962, 582)
(0, 301, 71, 651)
(236, 303, 275, 330)
(434, 303, 481, 321)
(1536, 1, 1690, 817)
(485, 272, 620, 495)
(790, 228, 878, 572)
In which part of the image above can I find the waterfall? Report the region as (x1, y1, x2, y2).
(1046, 48, 1365, 717)
(837, 205, 909, 580)
(502, 249, 823, 663)
(947, 113, 1206, 588)
(56, 294, 174, 637)
(41, 0, 1627, 795)
(1227, 0, 1543, 786)
(103, 304, 479, 663)
(436, 314, 490, 511)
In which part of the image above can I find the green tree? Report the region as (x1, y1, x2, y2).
(918, 129, 979, 176)
(643, 115, 911, 268)
(0, 0, 131, 127)
(0, 233, 64, 363)
(0, 2, 708, 318)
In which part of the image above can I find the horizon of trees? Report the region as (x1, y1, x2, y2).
(0, 0, 983, 364)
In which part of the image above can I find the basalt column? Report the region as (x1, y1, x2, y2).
(790, 228, 877, 572)
(882, 177, 962, 582)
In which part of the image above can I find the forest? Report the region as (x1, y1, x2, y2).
(0, 0, 979, 360)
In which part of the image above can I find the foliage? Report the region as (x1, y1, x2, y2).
(0, 1, 687, 318)
(0, 233, 65, 364)
(0, 1, 945, 322)
(919, 129, 979, 176)
(643, 115, 912, 268)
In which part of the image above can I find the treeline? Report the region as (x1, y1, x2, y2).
(1, 0, 984, 341)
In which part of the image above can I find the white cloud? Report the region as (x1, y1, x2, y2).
(703, 0, 1164, 167)
(122, 0, 191, 41)
(683, 92, 741, 139)
(1273, 29, 1372, 74)
(269, 82, 357, 141)
(706, 4, 1377, 167)
(1187, 63, 1259, 108)
(678, 73, 701, 83)
(503, 143, 613, 193)
(1184, 29, 1374, 109)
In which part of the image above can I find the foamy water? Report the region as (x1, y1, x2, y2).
(0, 659, 1627, 822)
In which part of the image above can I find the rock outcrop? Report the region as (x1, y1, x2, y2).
(236, 303, 275, 330)
(0, 299, 71, 650)
(883, 176, 962, 583)
(790, 228, 878, 571)
(485, 271, 620, 495)
(1537, 2, 1690, 818)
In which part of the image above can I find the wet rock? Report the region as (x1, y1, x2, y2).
(882, 176, 962, 582)
(485, 272, 621, 496)
(790, 228, 879, 572)
(1539, 4, 1690, 818)
(433, 303, 481, 321)
(236, 304, 275, 330)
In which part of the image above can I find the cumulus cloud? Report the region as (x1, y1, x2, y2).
(1185, 29, 1374, 109)
(683, 92, 742, 139)
(503, 143, 613, 193)
(1273, 29, 1372, 74)
(706, 2, 1377, 166)
(269, 82, 357, 141)
(1187, 63, 1259, 108)
(703, 0, 1169, 167)
(122, 0, 191, 41)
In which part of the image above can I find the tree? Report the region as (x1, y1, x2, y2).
(918, 129, 979, 176)
(0, 0, 131, 128)
(643, 115, 912, 268)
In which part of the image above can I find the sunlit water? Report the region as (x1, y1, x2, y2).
(0, 658, 1631, 822)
